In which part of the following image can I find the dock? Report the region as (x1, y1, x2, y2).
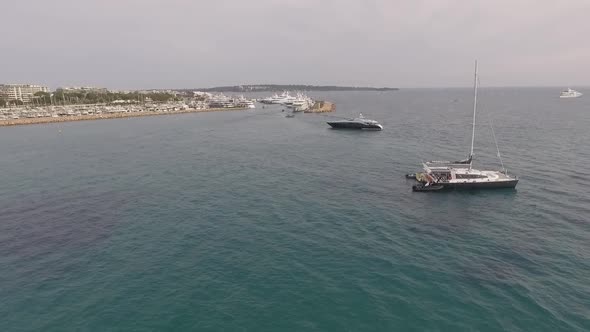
(305, 101, 335, 113)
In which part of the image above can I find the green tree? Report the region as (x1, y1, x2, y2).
(34, 91, 51, 105)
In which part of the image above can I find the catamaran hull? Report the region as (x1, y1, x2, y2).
(444, 180, 518, 190)
(413, 179, 518, 192)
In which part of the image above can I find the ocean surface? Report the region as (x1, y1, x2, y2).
(1, 88, 589, 331)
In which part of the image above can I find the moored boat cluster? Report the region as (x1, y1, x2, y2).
(0, 102, 193, 121)
(0, 92, 259, 122)
(258, 91, 315, 112)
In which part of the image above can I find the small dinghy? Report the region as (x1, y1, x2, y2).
(412, 184, 445, 192)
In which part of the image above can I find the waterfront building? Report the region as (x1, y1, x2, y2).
(0, 84, 49, 103)
(62, 86, 109, 93)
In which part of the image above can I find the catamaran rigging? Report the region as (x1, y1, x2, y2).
(410, 61, 518, 191)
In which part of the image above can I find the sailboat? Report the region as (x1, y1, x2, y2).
(411, 61, 518, 191)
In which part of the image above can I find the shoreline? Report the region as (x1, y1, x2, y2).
(0, 107, 247, 127)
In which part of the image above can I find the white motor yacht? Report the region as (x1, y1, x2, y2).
(259, 94, 278, 104)
(559, 88, 582, 98)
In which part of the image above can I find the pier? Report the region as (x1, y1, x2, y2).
(305, 101, 335, 113)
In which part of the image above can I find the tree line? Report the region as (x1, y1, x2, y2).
(0, 90, 181, 107)
(38, 90, 181, 105)
(187, 85, 399, 93)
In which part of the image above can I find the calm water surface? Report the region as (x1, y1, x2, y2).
(1, 88, 589, 331)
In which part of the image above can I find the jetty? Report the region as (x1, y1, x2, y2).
(305, 101, 335, 113)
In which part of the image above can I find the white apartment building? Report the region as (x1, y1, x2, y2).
(0, 84, 49, 103)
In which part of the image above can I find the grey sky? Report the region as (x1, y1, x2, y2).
(2, 0, 589, 89)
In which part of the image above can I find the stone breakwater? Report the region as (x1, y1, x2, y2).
(0, 108, 247, 127)
(305, 101, 335, 113)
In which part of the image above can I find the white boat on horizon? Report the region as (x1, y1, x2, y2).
(559, 88, 582, 98)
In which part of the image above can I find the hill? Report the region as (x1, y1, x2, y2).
(181, 85, 398, 93)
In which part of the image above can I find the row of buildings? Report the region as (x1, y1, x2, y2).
(0, 84, 49, 103)
(1, 85, 254, 110)
(0, 84, 114, 104)
(0, 84, 185, 105)
(61, 86, 108, 93)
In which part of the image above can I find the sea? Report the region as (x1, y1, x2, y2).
(1, 88, 589, 331)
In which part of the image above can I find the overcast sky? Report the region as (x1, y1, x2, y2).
(2, 0, 589, 89)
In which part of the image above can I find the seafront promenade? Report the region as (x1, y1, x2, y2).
(0, 107, 247, 127)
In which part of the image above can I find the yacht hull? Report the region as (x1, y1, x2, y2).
(327, 122, 383, 130)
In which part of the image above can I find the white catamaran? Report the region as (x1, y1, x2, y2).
(411, 61, 518, 191)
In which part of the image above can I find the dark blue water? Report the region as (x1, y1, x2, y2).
(1, 89, 589, 331)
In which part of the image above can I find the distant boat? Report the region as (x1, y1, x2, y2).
(270, 91, 295, 104)
(259, 94, 278, 104)
(559, 88, 582, 98)
(292, 94, 315, 112)
(411, 61, 518, 192)
(259, 91, 314, 108)
(285, 113, 295, 118)
(327, 113, 383, 130)
(235, 96, 255, 109)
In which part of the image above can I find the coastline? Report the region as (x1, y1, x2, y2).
(0, 107, 247, 127)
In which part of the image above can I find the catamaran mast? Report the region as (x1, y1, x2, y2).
(469, 60, 478, 169)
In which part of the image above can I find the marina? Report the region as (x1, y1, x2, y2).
(0, 92, 260, 126)
(0, 104, 249, 126)
(0, 89, 332, 126)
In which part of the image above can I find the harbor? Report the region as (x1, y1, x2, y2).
(0, 87, 335, 127)
(0, 104, 249, 127)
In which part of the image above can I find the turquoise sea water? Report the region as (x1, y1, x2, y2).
(1, 88, 589, 331)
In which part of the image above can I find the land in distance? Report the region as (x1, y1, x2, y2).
(180, 85, 398, 93)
